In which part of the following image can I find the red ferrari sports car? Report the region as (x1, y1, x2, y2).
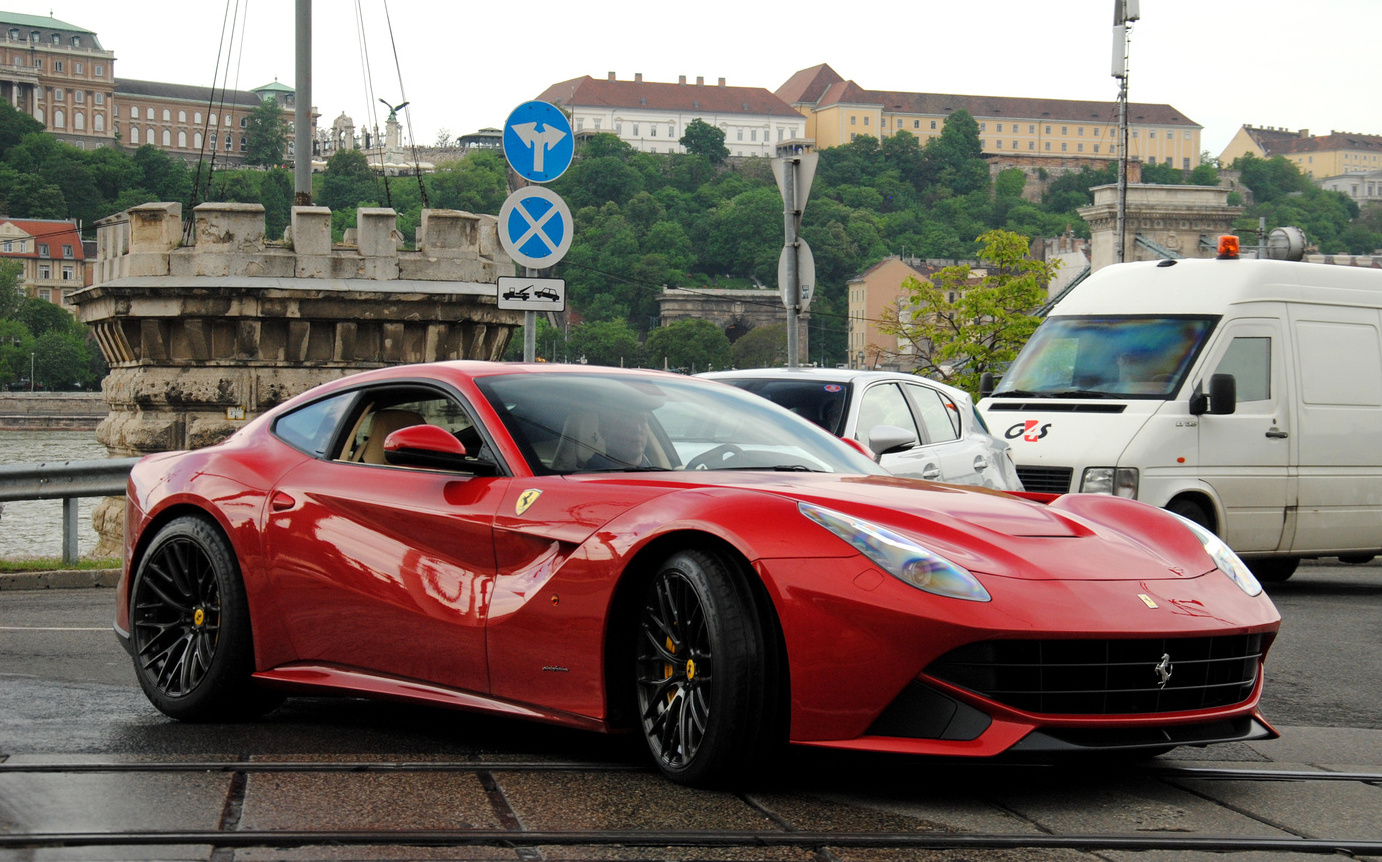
(117, 362, 1280, 785)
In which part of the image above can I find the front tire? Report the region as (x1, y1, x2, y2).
(633, 549, 772, 786)
(1247, 556, 1300, 583)
(130, 515, 275, 721)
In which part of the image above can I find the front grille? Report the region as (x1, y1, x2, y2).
(1016, 466, 1072, 494)
(927, 635, 1265, 715)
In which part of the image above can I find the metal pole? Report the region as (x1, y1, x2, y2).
(1115, 40, 1129, 263)
(62, 497, 79, 564)
(783, 161, 799, 368)
(524, 268, 536, 362)
(293, 0, 312, 205)
(30, 352, 34, 391)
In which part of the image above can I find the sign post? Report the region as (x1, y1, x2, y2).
(773, 153, 818, 367)
(500, 101, 575, 361)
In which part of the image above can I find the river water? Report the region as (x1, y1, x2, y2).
(0, 430, 110, 560)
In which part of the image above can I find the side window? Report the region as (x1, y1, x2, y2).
(1214, 336, 1271, 402)
(907, 384, 961, 444)
(856, 383, 919, 442)
(337, 388, 496, 469)
(273, 392, 354, 457)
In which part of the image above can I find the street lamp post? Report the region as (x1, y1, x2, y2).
(30, 351, 34, 391)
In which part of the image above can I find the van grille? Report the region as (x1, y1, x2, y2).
(927, 635, 1265, 715)
(1016, 466, 1072, 494)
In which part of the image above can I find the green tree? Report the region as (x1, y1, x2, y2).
(568, 319, 643, 367)
(731, 322, 788, 368)
(1231, 154, 1311, 204)
(920, 109, 989, 196)
(318, 148, 379, 213)
(0, 317, 32, 386)
(0, 259, 23, 319)
(244, 98, 289, 167)
(427, 150, 507, 214)
(876, 229, 1057, 396)
(33, 329, 93, 390)
(645, 318, 732, 372)
(16, 295, 76, 340)
(679, 118, 729, 164)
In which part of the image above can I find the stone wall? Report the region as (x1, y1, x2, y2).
(0, 393, 107, 431)
(70, 201, 519, 553)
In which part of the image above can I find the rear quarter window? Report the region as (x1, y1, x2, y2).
(272, 392, 353, 457)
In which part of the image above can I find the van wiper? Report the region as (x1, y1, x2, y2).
(995, 388, 1113, 399)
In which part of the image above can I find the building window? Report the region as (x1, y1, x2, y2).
(146, 107, 154, 120)
(224, 134, 232, 151)
(632, 123, 639, 136)
(614, 123, 621, 134)
(1077, 143, 1083, 152)
(240, 116, 247, 128)
(38, 263, 51, 279)
(1132, 129, 1139, 137)
(129, 106, 137, 119)
(1044, 141, 1050, 151)
(94, 92, 103, 105)
(75, 62, 82, 74)
(54, 60, 63, 72)
(668, 124, 674, 136)
(736, 128, 742, 140)
(162, 129, 172, 146)
(129, 126, 139, 144)
(863, 116, 869, 126)
(94, 64, 103, 76)
(995, 139, 1002, 149)
(593, 119, 600, 130)
(850, 115, 856, 126)
(650, 125, 656, 136)
(1078, 126, 1084, 135)
(54, 88, 64, 101)
(1060, 142, 1067, 151)
(1093, 127, 1100, 136)
(240, 136, 247, 152)
(1045, 125, 1051, 134)
(980, 123, 986, 132)
(71, 35, 80, 47)
(1094, 144, 1100, 153)
(33, 58, 41, 70)
(1183, 157, 1191, 169)
(178, 110, 186, 122)
(62, 265, 74, 280)
(1149, 130, 1156, 138)
(1029, 124, 1035, 133)
(94, 113, 104, 132)
(178, 130, 187, 147)
(51, 33, 59, 44)
(930, 120, 937, 129)
(1061, 126, 1067, 135)
(147, 126, 154, 143)
(1165, 157, 1172, 166)
(1011, 140, 1017, 149)
(1029, 141, 1035, 150)
(210, 113, 217, 125)
(53, 109, 64, 129)
(750, 129, 756, 141)
(2, 240, 10, 252)
(914, 120, 920, 128)
(74, 112, 84, 130)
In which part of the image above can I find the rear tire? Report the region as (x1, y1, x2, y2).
(1166, 498, 1212, 531)
(633, 548, 772, 786)
(130, 515, 279, 721)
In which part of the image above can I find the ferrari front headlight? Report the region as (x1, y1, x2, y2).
(1172, 513, 1263, 597)
(799, 502, 990, 602)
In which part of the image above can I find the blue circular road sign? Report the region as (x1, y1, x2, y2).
(502, 101, 575, 183)
(498, 186, 574, 269)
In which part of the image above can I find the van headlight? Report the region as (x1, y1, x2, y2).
(1172, 513, 1263, 597)
(1081, 467, 1138, 497)
(799, 503, 990, 602)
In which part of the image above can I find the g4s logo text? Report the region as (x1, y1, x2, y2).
(1005, 420, 1052, 442)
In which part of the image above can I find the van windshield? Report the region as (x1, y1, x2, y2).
(993, 315, 1218, 399)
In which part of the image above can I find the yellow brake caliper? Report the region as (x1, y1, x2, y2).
(664, 637, 676, 703)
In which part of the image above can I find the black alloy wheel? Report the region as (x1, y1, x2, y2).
(130, 515, 275, 720)
(634, 548, 772, 786)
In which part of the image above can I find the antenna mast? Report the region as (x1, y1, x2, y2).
(1112, 0, 1139, 263)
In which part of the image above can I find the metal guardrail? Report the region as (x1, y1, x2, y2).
(0, 458, 139, 564)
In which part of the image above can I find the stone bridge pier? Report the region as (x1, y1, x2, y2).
(71, 201, 519, 554)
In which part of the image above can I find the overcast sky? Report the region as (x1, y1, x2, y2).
(43, 0, 1379, 158)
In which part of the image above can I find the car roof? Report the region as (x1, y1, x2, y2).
(699, 367, 971, 401)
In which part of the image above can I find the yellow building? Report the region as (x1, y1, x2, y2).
(1218, 125, 1382, 179)
(779, 64, 1202, 169)
(847, 257, 971, 372)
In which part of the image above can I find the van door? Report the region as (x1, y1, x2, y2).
(1287, 305, 1382, 553)
(1196, 319, 1293, 554)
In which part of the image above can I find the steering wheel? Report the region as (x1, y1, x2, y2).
(685, 444, 744, 471)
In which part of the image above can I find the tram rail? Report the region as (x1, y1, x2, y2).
(2, 758, 1380, 855)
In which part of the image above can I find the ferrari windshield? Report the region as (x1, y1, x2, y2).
(476, 372, 884, 476)
(993, 315, 1218, 399)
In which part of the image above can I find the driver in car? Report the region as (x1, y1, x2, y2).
(586, 408, 652, 470)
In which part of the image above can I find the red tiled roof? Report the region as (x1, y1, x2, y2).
(537, 76, 803, 118)
(804, 75, 1197, 128)
(0, 219, 85, 260)
(775, 64, 843, 106)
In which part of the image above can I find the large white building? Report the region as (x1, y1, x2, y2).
(536, 72, 805, 158)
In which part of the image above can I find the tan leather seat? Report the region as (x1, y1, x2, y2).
(357, 409, 426, 465)
(551, 411, 604, 471)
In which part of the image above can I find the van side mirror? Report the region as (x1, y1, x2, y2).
(1208, 373, 1237, 415)
(979, 372, 995, 398)
(1190, 374, 1237, 416)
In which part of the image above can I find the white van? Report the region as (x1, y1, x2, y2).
(979, 253, 1382, 582)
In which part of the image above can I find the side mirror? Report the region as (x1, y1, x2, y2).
(1188, 373, 1237, 416)
(1207, 373, 1237, 415)
(384, 424, 473, 471)
(979, 372, 995, 398)
(866, 424, 918, 459)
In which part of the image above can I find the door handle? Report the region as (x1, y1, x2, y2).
(270, 491, 296, 511)
(921, 465, 942, 480)
(973, 456, 991, 471)
(1265, 428, 1288, 439)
